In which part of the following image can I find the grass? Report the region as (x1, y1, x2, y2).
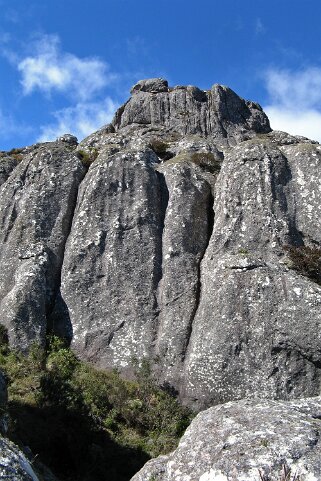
(164, 151, 221, 174)
(284, 245, 321, 286)
(148, 139, 173, 160)
(0, 331, 193, 481)
(6, 148, 24, 162)
(76, 148, 99, 166)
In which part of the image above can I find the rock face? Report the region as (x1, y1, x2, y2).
(131, 396, 321, 481)
(1, 79, 321, 408)
(0, 142, 86, 350)
(0, 436, 39, 481)
(113, 79, 270, 146)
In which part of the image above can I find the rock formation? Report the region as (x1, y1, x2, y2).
(0, 435, 39, 481)
(0, 79, 320, 409)
(131, 396, 321, 481)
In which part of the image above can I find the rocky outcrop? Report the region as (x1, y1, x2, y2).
(132, 396, 321, 481)
(112, 79, 271, 147)
(0, 436, 39, 481)
(0, 79, 320, 409)
(182, 135, 321, 407)
(0, 141, 86, 350)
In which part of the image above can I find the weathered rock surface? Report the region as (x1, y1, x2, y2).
(182, 137, 321, 408)
(1, 79, 321, 409)
(113, 80, 271, 147)
(132, 397, 321, 481)
(0, 141, 86, 350)
(0, 436, 39, 481)
(55, 147, 165, 367)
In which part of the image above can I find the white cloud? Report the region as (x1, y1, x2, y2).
(37, 97, 118, 142)
(18, 34, 116, 101)
(263, 67, 321, 142)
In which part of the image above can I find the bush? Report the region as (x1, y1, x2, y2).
(0, 335, 193, 481)
(148, 139, 173, 160)
(8, 148, 24, 162)
(77, 148, 99, 166)
(190, 152, 221, 174)
(285, 245, 321, 285)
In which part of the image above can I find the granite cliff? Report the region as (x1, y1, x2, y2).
(0, 78, 320, 411)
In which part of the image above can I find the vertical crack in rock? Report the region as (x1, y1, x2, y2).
(153, 169, 169, 311)
(47, 163, 90, 341)
(182, 190, 215, 362)
(154, 162, 214, 386)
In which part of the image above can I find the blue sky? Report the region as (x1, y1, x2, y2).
(1, 0, 321, 149)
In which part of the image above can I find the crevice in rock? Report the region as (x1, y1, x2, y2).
(153, 170, 169, 317)
(181, 190, 215, 361)
(46, 161, 89, 341)
(270, 150, 305, 247)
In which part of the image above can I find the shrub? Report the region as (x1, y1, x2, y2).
(8, 148, 24, 162)
(148, 139, 173, 160)
(190, 152, 221, 174)
(0, 336, 193, 481)
(77, 148, 99, 166)
(285, 245, 321, 285)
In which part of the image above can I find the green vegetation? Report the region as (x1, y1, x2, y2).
(285, 245, 321, 285)
(5, 148, 24, 162)
(164, 151, 221, 174)
(0, 332, 193, 481)
(190, 152, 221, 173)
(148, 139, 173, 160)
(77, 148, 99, 166)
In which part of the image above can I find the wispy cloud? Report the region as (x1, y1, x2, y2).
(263, 67, 321, 142)
(37, 97, 118, 142)
(255, 18, 266, 35)
(18, 34, 117, 101)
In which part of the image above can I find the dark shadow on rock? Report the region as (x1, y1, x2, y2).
(47, 290, 73, 344)
(8, 400, 150, 481)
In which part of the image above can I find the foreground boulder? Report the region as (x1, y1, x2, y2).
(0, 436, 39, 481)
(132, 397, 321, 481)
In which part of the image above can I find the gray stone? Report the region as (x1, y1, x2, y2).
(0, 142, 86, 350)
(131, 397, 321, 481)
(1, 79, 321, 410)
(0, 155, 19, 186)
(57, 134, 78, 145)
(113, 82, 271, 148)
(155, 161, 213, 385)
(53, 80, 321, 408)
(55, 147, 165, 369)
(130, 78, 169, 94)
(181, 138, 321, 408)
(0, 436, 39, 481)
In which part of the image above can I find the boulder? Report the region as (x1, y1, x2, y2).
(0, 436, 39, 481)
(131, 397, 321, 481)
